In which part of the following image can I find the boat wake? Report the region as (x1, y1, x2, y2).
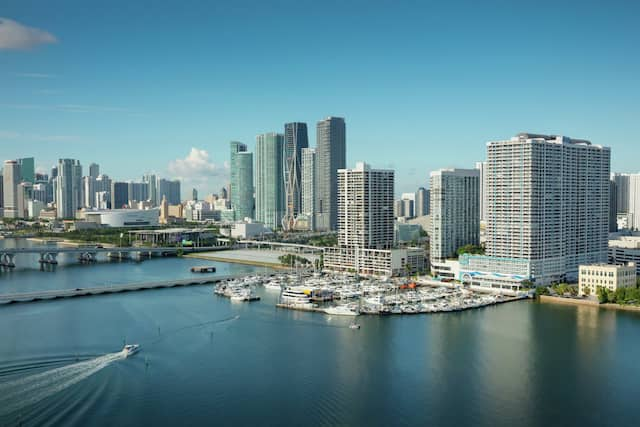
(0, 351, 125, 418)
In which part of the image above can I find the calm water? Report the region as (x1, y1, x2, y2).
(1, 239, 639, 426)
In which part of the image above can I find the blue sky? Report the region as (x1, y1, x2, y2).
(1, 0, 639, 197)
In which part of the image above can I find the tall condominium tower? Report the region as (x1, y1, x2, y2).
(301, 147, 316, 229)
(612, 173, 630, 214)
(610, 179, 618, 232)
(56, 159, 82, 219)
(128, 181, 149, 204)
(157, 179, 181, 205)
(255, 133, 284, 228)
(430, 168, 480, 263)
(415, 187, 430, 217)
(337, 162, 394, 250)
(83, 176, 96, 208)
(315, 116, 346, 231)
(89, 163, 100, 178)
(229, 141, 254, 220)
(283, 122, 309, 230)
(3, 160, 21, 218)
(17, 157, 35, 184)
(143, 174, 158, 206)
(475, 161, 487, 222)
(485, 133, 610, 284)
(0, 174, 4, 212)
(111, 181, 129, 209)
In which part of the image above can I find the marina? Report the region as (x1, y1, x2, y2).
(213, 272, 527, 315)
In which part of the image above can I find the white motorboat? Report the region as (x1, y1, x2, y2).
(264, 281, 282, 291)
(122, 344, 140, 357)
(324, 305, 360, 316)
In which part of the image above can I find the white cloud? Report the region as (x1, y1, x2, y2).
(168, 148, 229, 195)
(0, 17, 57, 50)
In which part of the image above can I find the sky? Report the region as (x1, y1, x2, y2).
(1, 0, 639, 197)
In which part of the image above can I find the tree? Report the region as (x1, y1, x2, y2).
(456, 244, 485, 257)
(596, 287, 609, 304)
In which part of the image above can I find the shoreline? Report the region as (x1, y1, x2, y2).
(539, 295, 640, 313)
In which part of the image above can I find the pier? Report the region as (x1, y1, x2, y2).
(0, 273, 273, 305)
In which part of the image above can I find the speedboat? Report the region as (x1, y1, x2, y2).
(122, 344, 140, 358)
(349, 322, 361, 329)
(324, 305, 360, 316)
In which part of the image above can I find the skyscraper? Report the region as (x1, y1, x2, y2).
(301, 147, 316, 229)
(229, 141, 254, 221)
(255, 133, 284, 228)
(337, 162, 394, 250)
(17, 157, 35, 184)
(89, 163, 100, 178)
(3, 160, 20, 218)
(475, 161, 487, 222)
(315, 116, 346, 231)
(485, 133, 610, 284)
(430, 168, 480, 264)
(283, 122, 309, 230)
(128, 181, 149, 204)
(610, 179, 618, 232)
(83, 176, 96, 208)
(111, 181, 129, 209)
(56, 159, 82, 219)
(157, 179, 181, 205)
(143, 174, 158, 206)
(415, 187, 430, 217)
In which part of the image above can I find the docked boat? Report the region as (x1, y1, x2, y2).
(264, 281, 282, 291)
(324, 304, 360, 316)
(122, 344, 140, 358)
(281, 287, 313, 307)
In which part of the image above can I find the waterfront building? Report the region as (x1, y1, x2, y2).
(111, 181, 129, 209)
(315, 116, 346, 231)
(56, 158, 82, 219)
(89, 163, 100, 178)
(230, 141, 254, 221)
(84, 208, 159, 228)
(301, 147, 316, 230)
(255, 133, 285, 229)
(608, 235, 640, 275)
(338, 162, 394, 250)
(415, 187, 429, 217)
(458, 254, 532, 290)
(17, 157, 35, 183)
(283, 122, 309, 231)
(3, 160, 20, 218)
(158, 178, 181, 205)
(324, 246, 426, 277)
(578, 263, 636, 297)
(430, 168, 480, 274)
(485, 133, 610, 284)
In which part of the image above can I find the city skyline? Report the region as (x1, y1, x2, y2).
(2, 1, 640, 196)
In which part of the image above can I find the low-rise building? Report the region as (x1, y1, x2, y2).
(608, 235, 640, 275)
(323, 247, 426, 277)
(578, 263, 636, 296)
(458, 254, 532, 291)
(84, 208, 159, 228)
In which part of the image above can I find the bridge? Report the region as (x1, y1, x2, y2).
(0, 245, 230, 268)
(0, 272, 273, 305)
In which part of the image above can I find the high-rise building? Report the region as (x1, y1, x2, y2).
(612, 173, 630, 214)
(415, 187, 430, 217)
(3, 161, 20, 218)
(255, 133, 284, 228)
(301, 147, 316, 229)
(315, 116, 346, 231)
(17, 182, 33, 218)
(337, 162, 394, 250)
(610, 179, 618, 232)
(17, 157, 35, 184)
(283, 122, 309, 230)
(143, 174, 158, 206)
(157, 179, 181, 205)
(83, 176, 96, 208)
(128, 181, 149, 204)
(192, 188, 198, 201)
(628, 174, 640, 231)
(89, 163, 100, 178)
(400, 193, 415, 218)
(485, 133, 610, 284)
(475, 161, 487, 222)
(56, 159, 82, 219)
(430, 168, 480, 264)
(111, 182, 129, 209)
(230, 142, 254, 221)
(0, 174, 4, 212)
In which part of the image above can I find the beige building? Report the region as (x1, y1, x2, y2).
(578, 263, 636, 296)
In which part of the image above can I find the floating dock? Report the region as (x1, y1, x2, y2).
(191, 266, 217, 273)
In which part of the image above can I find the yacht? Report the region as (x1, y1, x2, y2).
(264, 281, 282, 291)
(281, 287, 313, 307)
(122, 344, 140, 358)
(324, 305, 360, 316)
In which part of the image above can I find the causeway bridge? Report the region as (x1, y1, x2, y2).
(0, 272, 273, 305)
(0, 245, 229, 268)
